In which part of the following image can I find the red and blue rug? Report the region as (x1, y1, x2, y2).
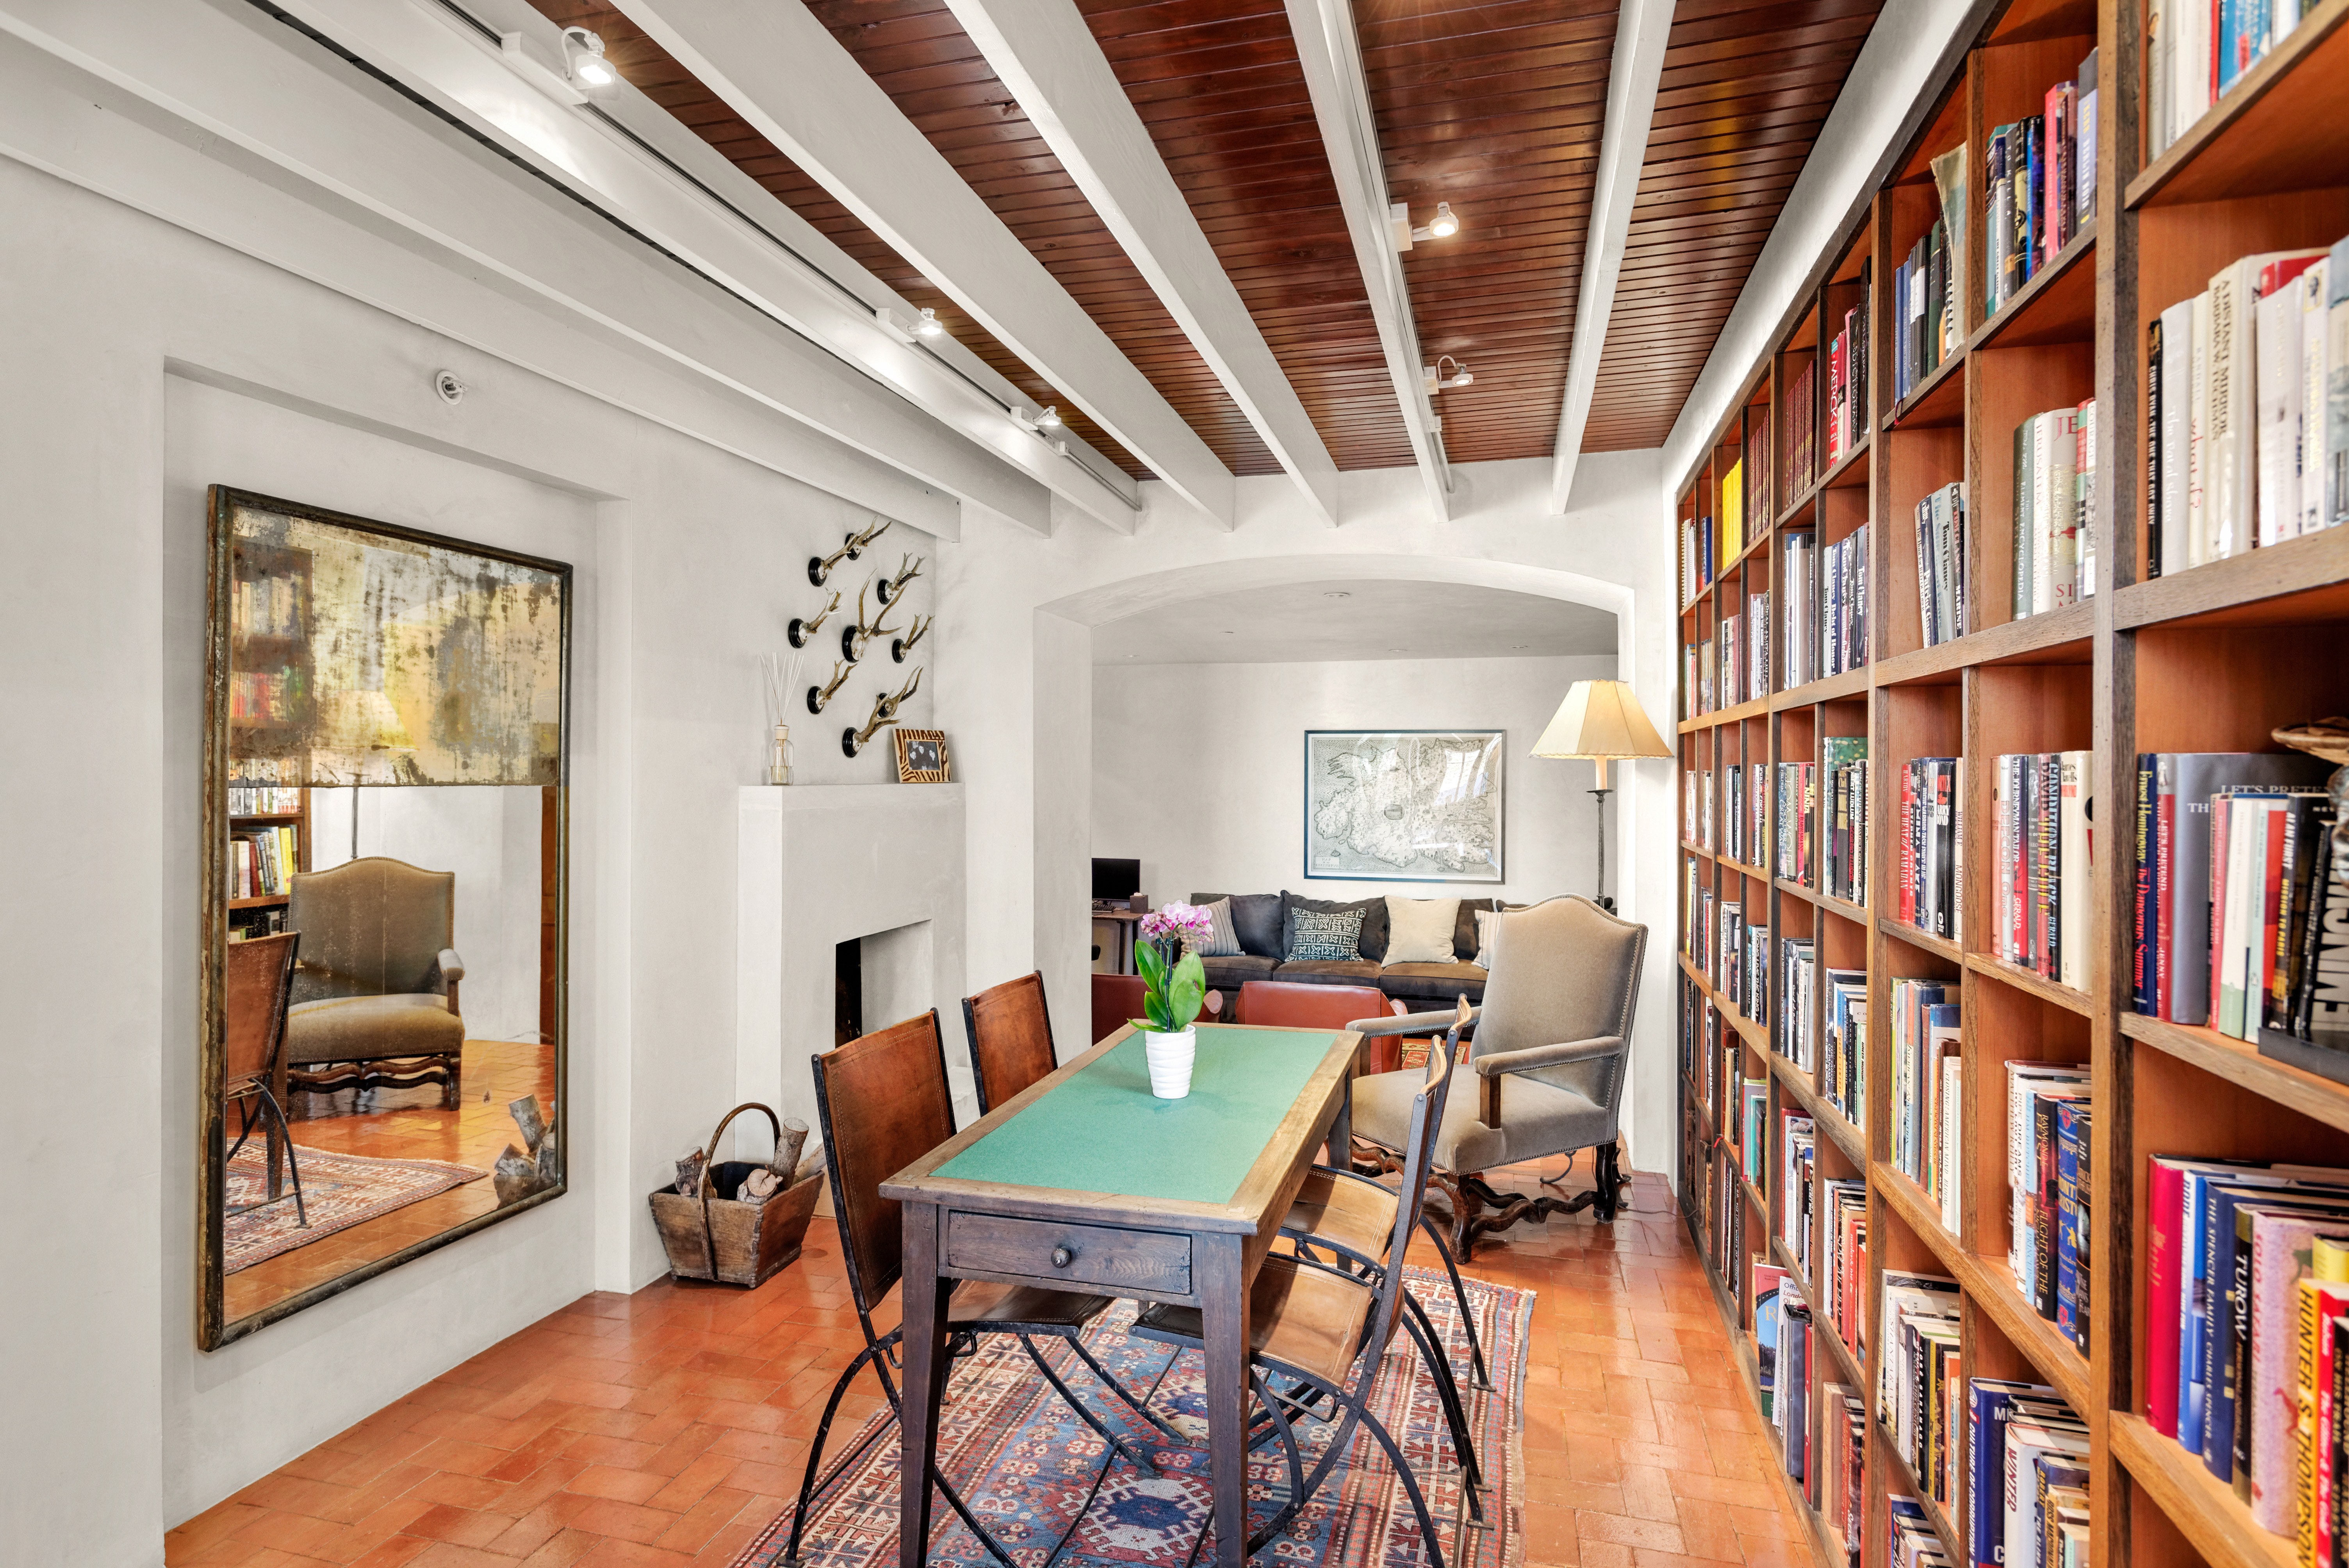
(732, 1265, 1529, 1568)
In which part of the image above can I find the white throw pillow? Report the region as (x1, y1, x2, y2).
(1384, 896, 1462, 964)
(1472, 908, 1502, 969)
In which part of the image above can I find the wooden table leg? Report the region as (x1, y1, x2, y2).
(898, 1201, 950, 1568)
(1326, 1040, 1355, 1168)
(1198, 1233, 1250, 1568)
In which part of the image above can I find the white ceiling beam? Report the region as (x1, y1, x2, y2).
(1548, 0, 1672, 514)
(941, 0, 1339, 526)
(1283, 0, 1450, 525)
(613, 0, 1237, 527)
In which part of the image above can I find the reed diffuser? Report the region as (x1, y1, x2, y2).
(759, 651, 803, 784)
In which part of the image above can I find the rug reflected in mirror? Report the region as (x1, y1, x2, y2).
(731, 1267, 1529, 1568)
(224, 1146, 485, 1273)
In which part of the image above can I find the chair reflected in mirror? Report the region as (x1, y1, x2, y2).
(283, 857, 465, 1109)
(224, 930, 306, 1226)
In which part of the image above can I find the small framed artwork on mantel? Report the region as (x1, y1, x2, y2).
(1302, 729, 1503, 882)
(894, 728, 951, 783)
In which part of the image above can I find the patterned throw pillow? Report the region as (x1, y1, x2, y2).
(1287, 906, 1364, 962)
(1196, 897, 1244, 957)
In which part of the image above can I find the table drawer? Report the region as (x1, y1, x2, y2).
(944, 1212, 1192, 1295)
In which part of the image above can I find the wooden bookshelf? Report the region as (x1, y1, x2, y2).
(1671, 2, 2349, 1568)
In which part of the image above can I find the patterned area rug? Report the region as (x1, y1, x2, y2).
(224, 1145, 486, 1273)
(733, 1266, 1529, 1568)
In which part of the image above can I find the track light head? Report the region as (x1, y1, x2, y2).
(914, 306, 945, 338)
(1428, 200, 1459, 238)
(561, 27, 617, 89)
(1037, 404, 1062, 429)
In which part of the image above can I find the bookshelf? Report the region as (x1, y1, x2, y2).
(227, 533, 315, 940)
(1672, 3, 2349, 1568)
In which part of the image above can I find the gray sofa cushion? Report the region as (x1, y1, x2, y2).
(1282, 891, 1388, 962)
(1375, 961, 1488, 1004)
(1199, 953, 1278, 991)
(1269, 959, 1382, 986)
(1191, 892, 1283, 959)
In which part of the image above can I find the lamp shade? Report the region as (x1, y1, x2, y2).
(1531, 679, 1670, 787)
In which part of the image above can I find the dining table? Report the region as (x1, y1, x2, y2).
(879, 1018, 1363, 1568)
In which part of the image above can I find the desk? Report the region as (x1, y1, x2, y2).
(880, 1021, 1360, 1568)
(1090, 905, 1143, 974)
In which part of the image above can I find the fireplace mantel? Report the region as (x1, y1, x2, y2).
(735, 784, 970, 1151)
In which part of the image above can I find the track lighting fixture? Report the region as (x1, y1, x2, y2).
(1390, 199, 1463, 251)
(914, 306, 945, 337)
(560, 27, 616, 89)
(1423, 356, 1473, 393)
(1036, 404, 1062, 429)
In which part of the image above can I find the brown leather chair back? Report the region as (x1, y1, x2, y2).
(286, 857, 453, 1005)
(1233, 981, 1390, 1030)
(811, 1010, 956, 1313)
(224, 932, 300, 1090)
(1091, 973, 1145, 1045)
(962, 971, 1055, 1115)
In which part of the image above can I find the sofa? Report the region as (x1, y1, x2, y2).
(1187, 890, 1499, 1007)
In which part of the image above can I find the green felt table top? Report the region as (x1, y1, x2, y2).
(932, 1026, 1344, 1206)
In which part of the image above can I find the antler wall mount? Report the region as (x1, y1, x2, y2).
(786, 588, 840, 649)
(842, 666, 923, 757)
(839, 579, 899, 663)
(872, 553, 925, 605)
(805, 660, 852, 715)
(807, 516, 891, 588)
(891, 613, 932, 664)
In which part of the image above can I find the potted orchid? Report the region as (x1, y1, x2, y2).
(1133, 901, 1212, 1098)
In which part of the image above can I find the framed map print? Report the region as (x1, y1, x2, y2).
(1303, 730, 1503, 882)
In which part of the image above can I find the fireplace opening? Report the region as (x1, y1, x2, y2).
(834, 937, 862, 1048)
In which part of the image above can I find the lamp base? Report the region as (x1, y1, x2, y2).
(1591, 786, 1613, 912)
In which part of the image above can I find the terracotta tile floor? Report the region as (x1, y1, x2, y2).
(168, 1157, 1805, 1568)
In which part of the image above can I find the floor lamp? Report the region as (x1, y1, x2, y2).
(1532, 679, 1673, 912)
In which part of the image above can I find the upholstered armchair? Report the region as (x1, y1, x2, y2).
(1345, 895, 1647, 1258)
(282, 857, 466, 1105)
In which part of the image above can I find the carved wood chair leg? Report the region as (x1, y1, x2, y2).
(1449, 1174, 1486, 1263)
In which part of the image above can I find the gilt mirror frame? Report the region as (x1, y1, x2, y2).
(198, 486, 572, 1351)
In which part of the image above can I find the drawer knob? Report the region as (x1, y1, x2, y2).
(1051, 1245, 1073, 1269)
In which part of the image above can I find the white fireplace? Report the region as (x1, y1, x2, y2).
(735, 784, 971, 1156)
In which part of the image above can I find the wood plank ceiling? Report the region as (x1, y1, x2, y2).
(1361, 0, 1617, 465)
(1580, 0, 1884, 451)
(529, 0, 1884, 476)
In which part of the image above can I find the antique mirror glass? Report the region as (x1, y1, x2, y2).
(200, 488, 569, 1348)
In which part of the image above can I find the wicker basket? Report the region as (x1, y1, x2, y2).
(649, 1103, 822, 1287)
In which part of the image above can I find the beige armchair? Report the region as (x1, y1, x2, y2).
(283, 857, 466, 1106)
(1346, 895, 1646, 1259)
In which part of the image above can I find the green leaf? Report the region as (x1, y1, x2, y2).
(1167, 952, 1206, 1031)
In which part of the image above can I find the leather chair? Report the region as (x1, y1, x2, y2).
(962, 970, 1055, 1114)
(1131, 1012, 1465, 1565)
(282, 857, 466, 1105)
(1347, 896, 1646, 1260)
(1231, 980, 1409, 1069)
(223, 931, 306, 1225)
(783, 1010, 1183, 1566)
(1088, 972, 1221, 1046)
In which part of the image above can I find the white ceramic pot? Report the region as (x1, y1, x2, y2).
(1143, 1027, 1196, 1099)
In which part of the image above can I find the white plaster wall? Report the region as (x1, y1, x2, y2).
(0, 151, 953, 1558)
(311, 786, 548, 1042)
(1091, 654, 1621, 911)
(937, 451, 1682, 1177)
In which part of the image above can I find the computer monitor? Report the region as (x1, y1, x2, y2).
(1091, 857, 1141, 902)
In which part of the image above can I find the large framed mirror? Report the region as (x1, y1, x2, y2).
(198, 487, 570, 1349)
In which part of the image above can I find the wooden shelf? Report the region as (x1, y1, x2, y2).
(1885, 346, 1966, 431)
(228, 895, 289, 911)
(1720, 853, 1771, 882)
(1772, 665, 1871, 709)
(1681, 840, 1714, 859)
(2113, 526, 2349, 631)
(1876, 1164, 2093, 1412)
(1679, 694, 1769, 733)
(1820, 435, 1870, 489)
(2126, 0, 2349, 209)
(1971, 222, 2097, 352)
(2112, 1411, 2298, 1568)
(2119, 1012, 2349, 1139)
(1878, 916, 1960, 963)
(1876, 602, 2095, 687)
(1964, 951, 2093, 1017)
(1771, 1235, 1868, 1393)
